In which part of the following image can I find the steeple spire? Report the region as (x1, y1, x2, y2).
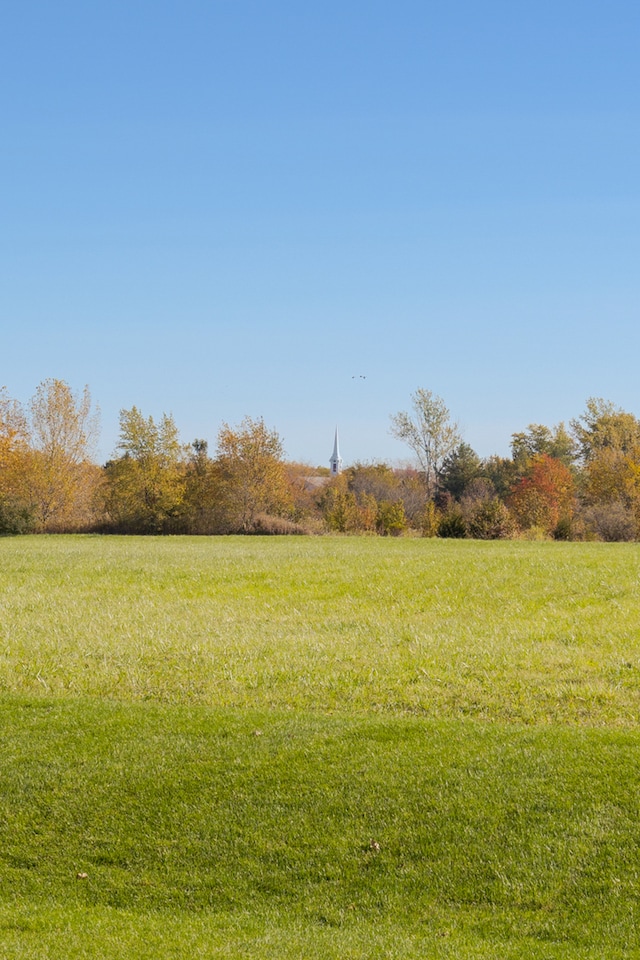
(329, 426, 343, 475)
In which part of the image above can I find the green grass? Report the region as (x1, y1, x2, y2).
(1, 536, 640, 956)
(2, 535, 640, 724)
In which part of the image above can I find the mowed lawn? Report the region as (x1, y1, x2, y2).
(1, 535, 640, 958)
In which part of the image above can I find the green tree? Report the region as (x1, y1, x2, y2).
(440, 442, 483, 499)
(511, 422, 575, 469)
(481, 455, 519, 500)
(390, 389, 461, 498)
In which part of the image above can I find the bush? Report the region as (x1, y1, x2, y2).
(420, 500, 439, 537)
(376, 500, 407, 537)
(248, 514, 308, 535)
(437, 510, 467, 538)
(0, 497, 36, 535)
(520, 525, 551, 541)
(553, 516, 573, 540)
(582, 501, 637, 542)
(466, 498, 516, 540)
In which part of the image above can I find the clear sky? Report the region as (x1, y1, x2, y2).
(2, 1, 639, 467)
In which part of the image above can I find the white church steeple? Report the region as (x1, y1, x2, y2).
(329, 427, 343, 475)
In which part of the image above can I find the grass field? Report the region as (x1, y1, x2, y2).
(1, 535, 640, 957)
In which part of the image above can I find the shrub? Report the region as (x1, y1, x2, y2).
(582, 501, 637, 542)
(553, 516, 573, 540)
(0, 497, 36, 535)
(376, 500, 407, 537)
(420, 500, 439, 537)
(249, 514, 308, 535)
(437, 510, 467, 538)
(466, 498, 516, 540)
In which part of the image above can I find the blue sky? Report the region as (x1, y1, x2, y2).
(2, 1, 639, 466)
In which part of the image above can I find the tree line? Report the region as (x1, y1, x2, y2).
(2, 379, 640, 540)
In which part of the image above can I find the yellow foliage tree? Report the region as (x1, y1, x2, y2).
(100, 407, 188, 532)
(215, 417, 292, 532)
(26, 379, 100, 530)
(0, 388, 34, 532)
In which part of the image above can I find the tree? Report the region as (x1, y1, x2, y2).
(181, 439, 222, 534)
(26, 379, 100, 530)
(511, 422, 575, 469)
(319, 474, 364, 533)
(215, 417, 292, 532)
(507, 454, 574, 536)
(0, 388, 34, 533)
(100, 407, 187, 532)
(390, 389, 461, 498)
(440, 442, 483, 499)
(376, 499, 407, 536)
(481, 455, 519, 500)
(571, 398, 640, 463)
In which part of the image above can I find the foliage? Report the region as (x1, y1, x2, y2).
(348, 462, 425, 527)
(376, 498, 407, 536)
(0, 388, 32, 530)
(7, 382, 640, 541)
(464, 496, 516, 540)
(582, 446, 635, 504)
(511, 422, 576, 468)
(25, 380, 101, 530)
(571, 397, 640, 463)
(582, 500, 637, 542)
(178, 439, 214, 533)
(481, 454, 519, 500)
(420, 499, 439, 537)
(215, 416, 292, 532)
(319, 475, 369, 532)
(390, 388, 461, 497)
(437, 508, 467, 538)
(100, 407, 187, 532)
(508, 454, 574, 535)
(0, 496, 35, 534)
(440, 442, 483, 499)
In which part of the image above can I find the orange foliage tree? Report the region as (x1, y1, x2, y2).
(508, 454, 574, 535)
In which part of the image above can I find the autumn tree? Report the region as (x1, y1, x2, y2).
(376, 499, 407, 536)
(26, 379, 100, 530)
(507, 454, 574, 536)
(568, 399, 640, 539)
(214, 416, 292, 532)
(571, 398, 640, 463)
(390, 389, 461, 498)
(319, 474, 364, 533)
(0, 388, 34, 533)
(100, 407, 188, 532)
(181, 439, 222, 534)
